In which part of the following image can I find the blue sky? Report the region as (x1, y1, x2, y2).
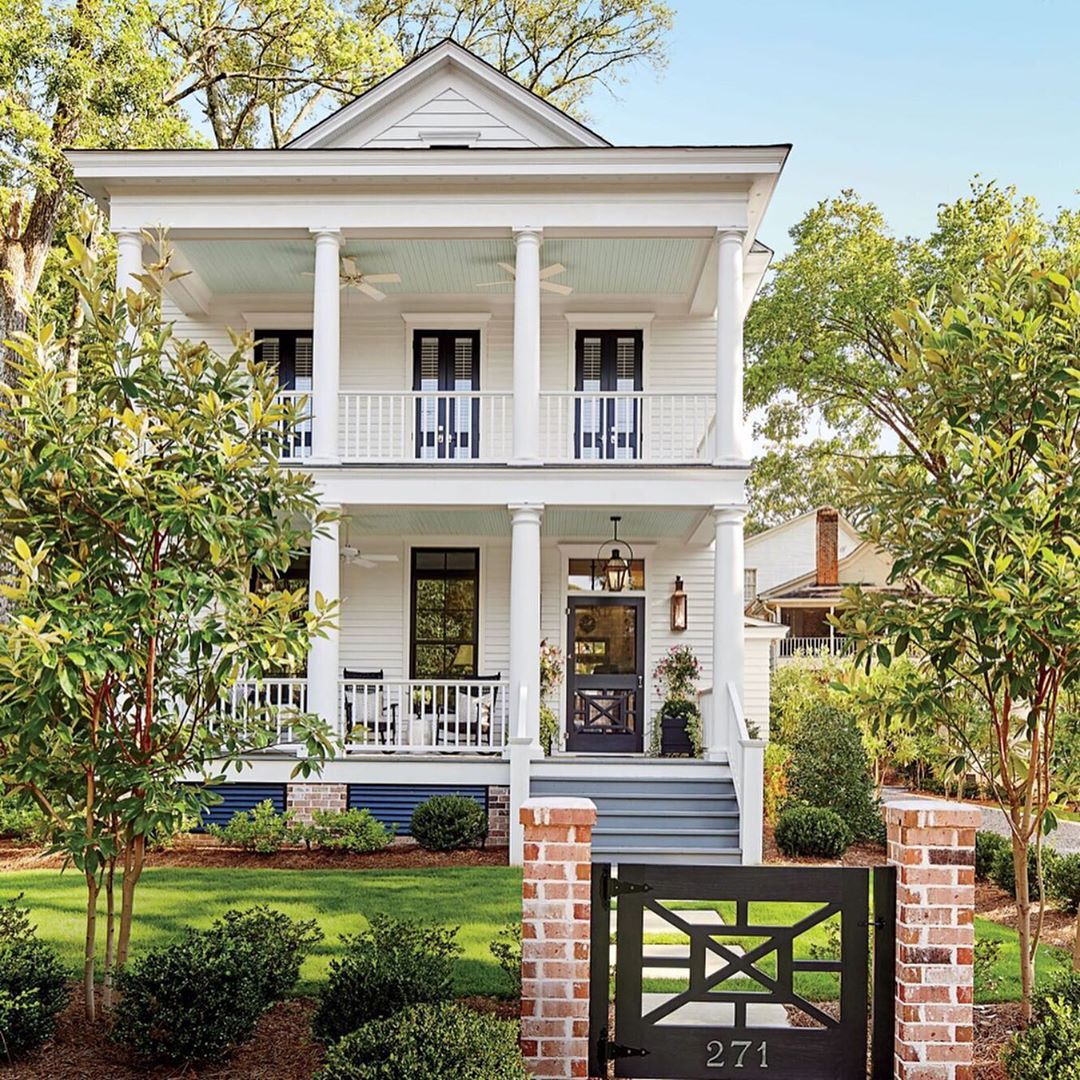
(584, 0, 1078, 254)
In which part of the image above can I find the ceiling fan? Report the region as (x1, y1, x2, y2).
(304, 256, 401, 301)
(475, 262, 573, 295)
(340, 521, 400, 569)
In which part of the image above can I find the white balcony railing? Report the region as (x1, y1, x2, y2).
(273, 392, 314, 462)
(225, 678, 309, 745)
(339, 392, 513, 463)
(539, 392, 714, 463)
(340, 678, 509, 753)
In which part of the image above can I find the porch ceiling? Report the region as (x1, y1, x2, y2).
(175, 236, 709, 297)
(344, 506, 706, 540)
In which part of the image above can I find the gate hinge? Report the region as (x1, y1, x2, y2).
(597, 1027, 649, 1066)
(602, 873, 653, 907)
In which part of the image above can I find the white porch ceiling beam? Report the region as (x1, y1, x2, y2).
(106, 196, 750, 234)
(155, 241, 212, 317)
(313, 467, 748, 508)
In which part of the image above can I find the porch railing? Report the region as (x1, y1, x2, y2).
(339, 392, 513, 463)
(538, 392, 714, 463)
(339, 677, 509, 753)
(225, 678, 309, 745)
(273, 391, 313, 462)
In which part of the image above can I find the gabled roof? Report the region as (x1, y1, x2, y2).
(744, 505, 862, 550)
(756, 540, 897, 603)
(287, 39, 610, 150)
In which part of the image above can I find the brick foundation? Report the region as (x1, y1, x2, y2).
(519, 797, 597, 1079)
(487, 785, 510, 847)
(886, 799, 980, 1080)
(286, 782, 347, 823)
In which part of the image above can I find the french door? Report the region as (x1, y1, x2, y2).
(574, 330, 643, 460)
(565, 597, 645, 753)
(254, 329, 313, 457)
(413, 330, 481, 460)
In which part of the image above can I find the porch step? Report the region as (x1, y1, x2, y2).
(531, 770, 743, 865)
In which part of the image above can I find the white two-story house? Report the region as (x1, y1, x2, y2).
(69, 41, 789, 865)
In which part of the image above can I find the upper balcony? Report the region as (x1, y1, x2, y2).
(278, 389, 716, 466)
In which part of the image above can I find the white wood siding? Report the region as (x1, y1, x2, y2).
(745, 513, 863, 595)
(361, 88, 537, 149)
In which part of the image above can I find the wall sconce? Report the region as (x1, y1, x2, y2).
(670, 575, 688, 631)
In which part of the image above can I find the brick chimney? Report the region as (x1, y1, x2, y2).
(816, 508, 839, 586)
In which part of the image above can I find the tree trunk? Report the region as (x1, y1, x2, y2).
(116, 833, 146, 970)
(1013, 834, 1034, 1022)
(102, 856, 116, 1010)
(83, 873, 98, 1022)
(0, 267, 28, 388)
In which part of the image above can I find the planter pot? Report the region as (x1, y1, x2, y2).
(660, 714, 694, 757)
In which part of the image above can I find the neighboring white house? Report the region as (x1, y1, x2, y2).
(68, 40, 790, 865)
(745, 507, 895, 663)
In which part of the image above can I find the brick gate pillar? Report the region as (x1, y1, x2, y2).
(519, 797, 597, 1078)
(886, 799, 981, 1080)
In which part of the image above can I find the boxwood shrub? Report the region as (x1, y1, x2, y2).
(990, 842, 1057, 900)
(112, 905, 321, 1062)
(309, 808, 393, 853)
(783, 702, 881, 842)
(975, 830, 1011, 880)
(206, 799, 303, 853)
(410, 794, 488, 852)
(774, 804, 852, 859)
(0, 895, 70, 1056)
(313, 916, 461, 1043)
(1046, 851, 1080, 914)
(316, 1003, 528, 1080)
(1004, 971, 1080, 1079)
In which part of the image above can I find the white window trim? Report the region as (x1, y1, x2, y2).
(562, 312, 655, 394)
(401, 312, 493, 392)
(241, 312, 313, 331)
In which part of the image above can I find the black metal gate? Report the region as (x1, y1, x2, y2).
(589, 863, 896, 1080)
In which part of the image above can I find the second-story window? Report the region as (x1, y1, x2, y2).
(575, 330, 643, 460)
(255, 329, 314, 459)
(744, 567, 758, 601)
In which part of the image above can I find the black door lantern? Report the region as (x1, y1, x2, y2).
(670, 575, 688, 631)
(596, 515, 634, 593)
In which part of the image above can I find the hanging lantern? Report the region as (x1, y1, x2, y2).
(596, 515, 635, 593)
(670, 575, 688, 631)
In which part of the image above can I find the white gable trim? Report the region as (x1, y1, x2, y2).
(288, 41, 608, 150)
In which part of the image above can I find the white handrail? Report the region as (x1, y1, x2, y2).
(724, 680, 765, 864)
(226, 677, 309, 745)
(272, 392, 313, 461)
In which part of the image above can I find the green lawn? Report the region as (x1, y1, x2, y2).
(1, 866, 522, 996)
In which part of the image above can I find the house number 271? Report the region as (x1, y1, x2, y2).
(705, 1039, 768, 1068)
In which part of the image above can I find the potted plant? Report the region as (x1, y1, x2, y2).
(539, 640, 564, 755)
(651, 645, 703, 757)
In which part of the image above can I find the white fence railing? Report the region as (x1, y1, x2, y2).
(724, 681, 764, 865)
(539, 392, 714, 463)
(225, 678, 309, 745)
(776, 636, 855, 660)
(340, 678, 509, 753)
(339, 392, 513, 463)
(273, 392, 313, 462)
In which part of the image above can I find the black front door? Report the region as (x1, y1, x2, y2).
(566, 596, 645, 753)
(575, 329, 643, 459)
(413, 329, 481, 460)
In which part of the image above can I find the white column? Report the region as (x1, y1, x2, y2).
(115, 231, 144, 298)
(508, 503, 543, 748)
(307, 508, 341, 737)
(511, 227, 542, 465)
(715, 230, 747, 463)
(712, 505, 745, 757)
(310, 229, 342, 463)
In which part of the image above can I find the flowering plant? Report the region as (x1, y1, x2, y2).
(653, 644, 701, 701)
(540, 640, 564, 695)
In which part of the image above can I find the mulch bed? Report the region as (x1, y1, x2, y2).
(5, 990, 518, 1079)
(973, 1003, 1023, 1080)
(0, 836, 509, 872)
(4, 988, 324, 1079)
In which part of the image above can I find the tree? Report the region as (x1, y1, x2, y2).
(0, 225, 336, 1019)
(839, 237, 1080, 1017)
(744, 181, 1080, 525)
(371, 0, 673, 115)
(0, 0, 197, 375)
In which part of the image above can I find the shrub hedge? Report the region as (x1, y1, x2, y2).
(316, 1003, 528, 1080)
(975, 831, 1011, 880)
(1046, 852, 1080, 914)
(0, 896, 70, 1056)
(410, 795, 488, 852)
(774, 804, 852, 859)
(312, 916, 461, 1043)
(1004, 970, 1080, 1079)
(309, 808, 393, 853)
